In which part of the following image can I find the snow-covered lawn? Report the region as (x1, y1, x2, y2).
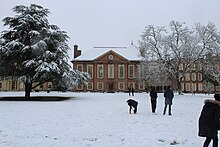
(0, 92, 215, 147)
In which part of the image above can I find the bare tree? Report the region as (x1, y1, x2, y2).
(195, 23, 220, 89)
(137, 59, 169, 91)
(138, 21, 220, 93)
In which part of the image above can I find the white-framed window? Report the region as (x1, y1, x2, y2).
(128, 65, 134, 79)
(48, 82, 53, 89)
(185, 73, 190, 81)
(138, 82, 145, 90)
(191, 83, 197, 92)
(87, 65, 93, 78)
(19, 82, 24, 89)
(97, 64, 104, 79)
(11, 81, 17, 90)
(118, 64, 125, 79)
(97, 82, 104, 90)
(128, 82, 135, 89)
(192, 63, 196, 70)
(108, 64, 114, 79)
(191, 73, 197, 81)
(198, 63, 202, 70)
(118, 82, 125, 91)
(77, 85, 83, 90)
(198, 83, 203, 91)
(185, 83, 191, 91)
(179, 63, 184, 70)
(137, 65, 141, 77)
(198, 73, 203, 81)
(77, 64, 83, 71)
(216, 86, 220, 92)
(181, 83, 185, 91)
(87, 82, 93, 90)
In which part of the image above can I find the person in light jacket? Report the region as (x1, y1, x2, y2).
(163, 86, 174, 115)
(198, 94, 220, 147)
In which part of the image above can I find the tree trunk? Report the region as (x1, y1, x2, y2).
(175, 73, 182, 95)
(177, 80, 182, 95)
(25, 82, 32, 99)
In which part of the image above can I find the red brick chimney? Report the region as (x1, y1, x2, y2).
(74, 45, 81, 59)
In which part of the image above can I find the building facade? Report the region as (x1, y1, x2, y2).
(72, 45, 220, 93)
(179, 62, 220, 93)
(0, 80, 52, 91)
(0, 44, 218, 93)
(72, 44, 145, 92)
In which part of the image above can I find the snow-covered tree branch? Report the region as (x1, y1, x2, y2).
(138, 21, 220, 92)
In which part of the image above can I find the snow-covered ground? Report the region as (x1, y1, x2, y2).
(0, 91, 216, 147)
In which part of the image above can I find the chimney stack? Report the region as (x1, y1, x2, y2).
(74, 45, 81, 59)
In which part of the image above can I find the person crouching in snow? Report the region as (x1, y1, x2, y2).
(198, 93, 220, 147)
(126, 99, 138, 114)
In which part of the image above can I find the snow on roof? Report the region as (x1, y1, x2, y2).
(74, 44, 141, 61)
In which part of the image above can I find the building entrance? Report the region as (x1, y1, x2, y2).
(108, 83, 114, 92)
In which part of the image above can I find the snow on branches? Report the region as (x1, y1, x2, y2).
(138, 21, 220, 91)
(0, 4, 89, 97)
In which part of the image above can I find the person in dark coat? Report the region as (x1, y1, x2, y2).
(128, 87, 131, 96)
(150, 87, 158, 113)
(131, 87, 134, 96)
(163, 86, 174, 115)
(126, 99, 138, 114)
(198, 93, 220, 147)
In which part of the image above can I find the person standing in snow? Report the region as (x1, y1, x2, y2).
(128, 87, 131, 96)
(198, 94, 220, 147)
(150, 87, 158, 113)
(163, 86, 174, 115)
(131, 87, 134, 96)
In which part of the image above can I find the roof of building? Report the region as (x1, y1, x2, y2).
(74, 44, 141, 61)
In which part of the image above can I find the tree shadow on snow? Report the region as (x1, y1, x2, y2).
(0, 96, 72, 101)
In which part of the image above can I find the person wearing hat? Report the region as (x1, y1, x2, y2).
(198, 93, 220, 147)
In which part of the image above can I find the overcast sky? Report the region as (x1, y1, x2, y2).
(0, 0, 220, 59)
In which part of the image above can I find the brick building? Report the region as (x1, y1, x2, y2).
(72, 44, 220, 93)
(72, 44, 144, 92)
(1, 43, 218, 93)
(0, 80, 52, 91)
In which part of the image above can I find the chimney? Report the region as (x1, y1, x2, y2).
(74, 45, 81, 59)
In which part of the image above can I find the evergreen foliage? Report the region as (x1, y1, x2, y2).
(0, 4, 90, 98)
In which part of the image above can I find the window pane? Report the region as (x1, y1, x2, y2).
(77, 65, 83, 71)
(108, 64, 114, 78)
(97, 82, 103, 90)
(118, 82, 125, 90)
(87, 65, 93, 78)
(128, 65, 134, 78)
(118, 65, 124, 78)
(87, 82, 93, 90)
(97, 65, 103, 78)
